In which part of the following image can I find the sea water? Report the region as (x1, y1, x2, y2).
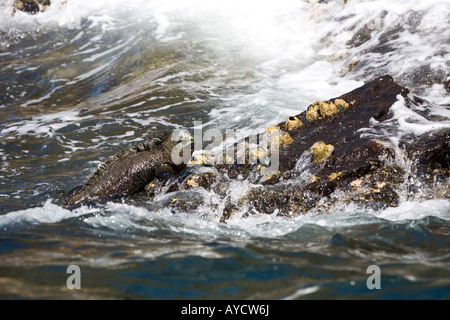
(0, 0, 449, 299)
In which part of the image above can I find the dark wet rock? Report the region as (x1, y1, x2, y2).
(13, 0, 50, 15)
(64, 75, 449, 221)
(411, 129, 449, 172)
(444, 76, 450, 93)
(193, 75, 448, 220)
(347, 23, 373, 48)
(407, 128, 450, 200)
(409, 65, 447, 87)
(378, 24, 403, 45)
(221, 76, 409, 183)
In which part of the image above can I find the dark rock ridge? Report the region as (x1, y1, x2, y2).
(444, 76, 450, 93)
(13, 0, 50, 15)
(64, 76, 449, 221)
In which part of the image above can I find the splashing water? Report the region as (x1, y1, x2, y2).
(0, 0, 449, 299)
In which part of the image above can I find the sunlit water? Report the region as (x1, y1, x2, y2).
(0, 0, 449, 299)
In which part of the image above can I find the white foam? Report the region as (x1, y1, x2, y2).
(1, 195, 449, 241)
(358, 94, 450, 147)
(81, 36, 136, 63)
(283, 286, 320, 300)
(0, 110, 93, 138)
(2, 0, 448, 115)
(0, 199, 84, 228)
(387, 95, 450, 140)
(375, 199, 450, 222)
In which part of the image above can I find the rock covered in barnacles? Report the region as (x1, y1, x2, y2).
(214, 75, 448, 219)
(63, 75, 449, 222)
(169, 76, 447, 220)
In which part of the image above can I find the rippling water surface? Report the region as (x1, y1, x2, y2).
(0, 0, 449, 299)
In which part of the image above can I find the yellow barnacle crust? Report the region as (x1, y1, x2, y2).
(306, 103, 320, 121)
(310, 141, 334, 163)
(189, 154, 206, 166)
(306, 100, 339, 121)
(185, 176, 200, 188)
(250, 147, 267, 162)
(263, 170, 281, 182)
(279, 132, 294, 147)
(266, 126, 280, 134)
(328, 172, 343, 180)
(145, 181, 160, 197)
(266, 126, 293, 148)
(349, 178, 364, 190)
(334, 99, 349, 109)
(318, 101, 338, 117)
(285, 116, 303, 131)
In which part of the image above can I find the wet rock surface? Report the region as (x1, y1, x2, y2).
(219, 76, 409, 182)
(64, 76, 449, 221)
(444, 76, 450, 93)
(13, 0, 50, 15)
(185, 75, 449, 220)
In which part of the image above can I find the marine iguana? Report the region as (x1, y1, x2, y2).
(65, 133, 188, 207)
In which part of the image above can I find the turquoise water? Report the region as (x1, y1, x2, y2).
(0, 0, 449, 299)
